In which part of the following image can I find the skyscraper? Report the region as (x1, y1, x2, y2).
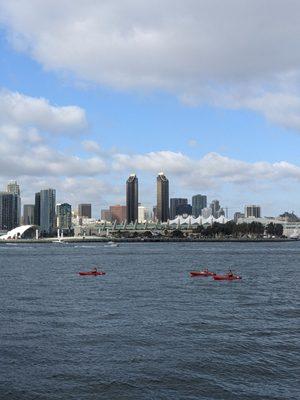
(23, 204, 35, 225)
(170, 198, 188, 219)
(56, 203, 72, 230)
(210, 199, 220, 218)
(7, 181, 21, 226)
(126, 174, 138, 223)
(157, 172, 169, 222)
(78, 204, 92, 218)
(110, 205, 126, 223)
(0, 192, 19, 230)
(244, 205, 261, 218)
(192, 194, 207, 217)
(40, 189, 56, 235)
(34, 192, 41, 226)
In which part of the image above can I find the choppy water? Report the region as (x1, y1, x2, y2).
(0, 242, 299, 400)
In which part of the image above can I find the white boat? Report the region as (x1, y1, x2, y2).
(105, 241, 119, 247)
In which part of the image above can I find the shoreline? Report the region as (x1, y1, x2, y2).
(0, 237, 297, 244)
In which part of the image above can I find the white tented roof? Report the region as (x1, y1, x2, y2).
(0, 225, 35, 240)
(168, 215, 228, 225)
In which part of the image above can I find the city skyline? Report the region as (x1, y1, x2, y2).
(1, 2, 300, 216)
(0, 177, 269, 225)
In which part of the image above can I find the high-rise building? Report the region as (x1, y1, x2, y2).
(34, 192, 41, 226)
(7, 181, 20, 196)
(244, 205, 261, 218)
(56, 203, 72, 230)
(110, 205, 126, 223)
(157, 172, 169, 222)
(170, 198, 188, 219)
(202, 207, 212, 219)
(23, 204, 35, 225)
(153, 206, 157, 222)
(234, 212, 245, 223)
(210, 200, 220, 218)
(7, 181, 21, 226)
(138, 205, 149, 223)
(78, 204, 92, 218)
(192, 194, 207, 217)
(0, 192, 19, 230)
(126, 174, 138, 223)
(40, 189, 56, 235)
(176, 203, 192, 216)
(101, 209, 111, 221)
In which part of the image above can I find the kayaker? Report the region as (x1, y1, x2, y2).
(204, 268, 209, 273)
(92, 267, 98, 272)
(228, 269, 234, 277)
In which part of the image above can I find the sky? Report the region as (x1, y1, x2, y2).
(1, 0, 300, 217)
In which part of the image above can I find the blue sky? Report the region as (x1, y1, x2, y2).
(1, 1, 300, 217)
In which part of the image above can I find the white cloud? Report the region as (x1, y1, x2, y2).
(0, 89, 106, 178)
(0, 89, 87, 134)
(1, 1, 300, 130)
(113, 150, 300, 187)
(82, 140, 102, 154)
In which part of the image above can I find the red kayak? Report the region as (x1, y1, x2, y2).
(190, 271, 215, 277)
(213, 274, 241, 281)
(78, 271, 106, 276)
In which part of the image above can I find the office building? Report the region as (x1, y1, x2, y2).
(101, 209, 111, 221)
(245, 205, 261, 218)
(210, 200, 220, 218)
(34, 192, 41, 226)
(0, 192, 19, 230)
(7, 181, 20, 196)
(110, 205, 126, 223)
(192, 194, 207, 217)
(78, 204, 92, 218)
(40, 189, 56, 235)
(170, 198, 188, 219)
(7, 180, 21, 226)
(138, 205, 149, 223)
(234, 212, 245, 223)
(23, 204, 35, 225)
(157, 172, 169, 222)
(176, 203, 192, 216)
(56, 203, 72, 230)
(126, 174, 138, 223)
(202, 207, 213, 219)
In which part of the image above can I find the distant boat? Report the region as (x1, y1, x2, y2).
(105, 241, 119, 247)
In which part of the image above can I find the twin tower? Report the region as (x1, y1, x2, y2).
(126, 173, 169, 223)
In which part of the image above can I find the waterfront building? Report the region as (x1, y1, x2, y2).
(192, 194, 207, 217)
(7, 180, 21, 226)
(216, 207, 225, 218)
(176, 203, 192, 216)
(153, 206, 157, 222)
(210, 200, 220, 218)
(138, 205, 149, 223)
(202, 207, 213, 219)
(56, 203, 72, 230)
(34, 192, 41, 226)
(245, 205, 261, 218)
(0, 192, 19, 230)
(40, 189, 56, 235)
(78, 203, 92, 218)
(170, 198, 188, 219)
(101, 209, 111, 221)
(7, 181, 20, 196)
(157, 172, 169, 222)
(23, 204, 35, 225)
(234, 212, 245, 223)
(110, 205, 126, 223)
(126, 174, 138, 223)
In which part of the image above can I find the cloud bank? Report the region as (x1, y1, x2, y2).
(1, 1, 300, 130)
